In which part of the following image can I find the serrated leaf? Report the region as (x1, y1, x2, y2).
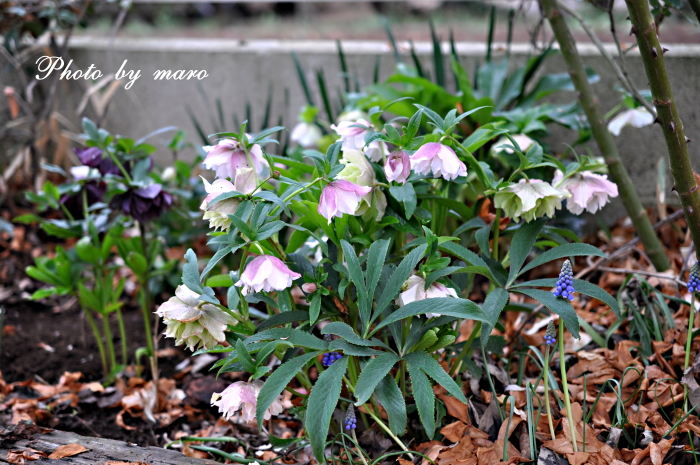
(372, 244, 428, 323)
(517, 243, 607, 276)
(507, 218, 546, 286)
(373, 297, 488, 334)
(354, 353, 401, 405)
(374, 374, 407, 435)
(404, 351, 467, 404)
(322, 322, 388, 349)
(307, 356, 349, 463)
(407, 359, 435, 438)
(513, 288, 580, 338)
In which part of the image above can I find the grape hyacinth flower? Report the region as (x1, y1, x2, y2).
(344, 404, 357, 431)
(552, 260, 575, 301)
(323, 352, 343, 367)
(544, 320, 556, 346)
(688, 262, 700, 292)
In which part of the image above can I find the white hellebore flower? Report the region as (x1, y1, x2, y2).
(492, 134, 536, 154)
(608, 107, 655, 136)
(199, 175, 253, 232)
(156, 284, 237, 351)
(553, 170, 619, 214)
(317, 180, 372, 223)
(202, 137, 269, 180)
(410, 142, 467, 181)
(211, 380, 284, 423)
(396, 275, 458, 319)
(494, 179, 569, 222)
(290, 122, 322, 148)
(70, 166, 95, 180)
(235, 254, 301, 295)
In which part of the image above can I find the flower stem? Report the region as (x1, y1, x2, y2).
(351, 430, 369, 465)
(363, 403, 414, 460)
(543, 345, 556, 441)
(685, 292, 696, 411)
(449, 321, 481, 376)
(116, 306, 129, 366)
(558, 321, 578, 452)
(85, 310, 108, 377)
(138, 222, 158, 380)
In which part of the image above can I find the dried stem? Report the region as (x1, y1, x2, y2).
(539, 0, 671, 272)
(625, 0, 700, 264)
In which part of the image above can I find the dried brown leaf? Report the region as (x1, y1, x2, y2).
(48, 444, 88, 459)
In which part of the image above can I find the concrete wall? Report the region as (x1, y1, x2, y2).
(32, 37, 700, 204)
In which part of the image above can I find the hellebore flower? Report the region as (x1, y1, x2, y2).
(70, 166, 94, 180)
(410, 142, 467, 181)
(317, 180, 372, 223)
(337, 149, 386, 221)
(544, 320, 557, 346)
(385, 150, 411, 184)
(156, 284, 237, 351)
(291, 122, 322, 147)
(235, 255, 301, 295)
(688, 262, 700, 293)
(211, 380, 284, 423)
(364, 140, 388, 163)
(492, 134, 536, 154)
(396, 275, 458, 318)
(494, 179, 568, 222)
(202, 138, 269, 180)
(75, 147, 121, 176)
(331, 119, 372, 152)
(61, 172, 106, 219)
(552, 259, 575, 301)
(344, 405, 357, 431)
(110, 183, 173, 223)
(608, 107, 655, 136)
(200, 176, 247, 231)
(552, 170, 619, 215)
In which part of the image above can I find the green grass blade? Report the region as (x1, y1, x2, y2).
(291, 51, 314, 105)
(336, 39, 350, 93)
(316, 68, 334, 124)
(486, 6, 496, 63)
(262, 84, 273, 130)
(430, 19, 445, 87)
(409, 40, 425, 78)
(381, 16, 402, 64)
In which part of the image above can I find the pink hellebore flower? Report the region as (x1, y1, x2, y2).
(384, 151, 411, 184)
(235, 255, 301, 295)
(200, 174, 255, 231)
(395, 275, 458, 318)
(331, 119, 372, 152)
(553, 170, 619, 214)
(317, 180, 372, 223)
(202, 138, 269, 180)
(211, 380, 284, 423)
(410, 142, 467, 181)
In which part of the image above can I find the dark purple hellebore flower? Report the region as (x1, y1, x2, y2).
(60, 182, 106, 219)
(75, 147, 121, 176)
(109, 184, 173, 223)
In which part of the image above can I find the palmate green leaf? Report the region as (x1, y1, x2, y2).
(404, 351, 468, 404)
(513, 288, 580, 338)
(322, 322, 389, 349)
(340, 240, 369, 325)
(366, 239, 390, 303)
(329, 339, 384, 356)
(374, 374, 407, 435)
(200, 245, 234, 282)
(307, 356, 349, 463)
(480, 287, 510, 345)
(248, 328, 328, 351)
(389, 183, 417, 219)
(372, 298, 488, 335)
(354, 353, 401, 405)
(439, 242, 493, 280)
(424, 266, 463, 289)
(512, 278, 620, 320)
(517, 243, 607, 277)
(256, 351, 320, 428)
(406, 359, 435, 438)
(507, 218, 546, 286)
(256, 310, 309, 332)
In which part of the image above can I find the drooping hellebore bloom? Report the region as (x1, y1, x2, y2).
(235, 255, 301, 295)
(494, 179, 568, 222)
(384, 150, 411, 184)
(317, 180, 372, 224)
(75, 147, 121, 176)
(291, 122, 322, 148)
(61, 168, 106, 219)
(109, 183, 173, 223)
(211, 380, 284, 423)
(608, 107, 655, 136)
(410, 142, 467, 181)
(396, 275, 458, 318)
(492, 134, 536, 154)
(199, 176, 245, 232)
(331, 119, 372, 152)
(202, 138, 269, 180)
(552, 170, 619, 215)
(337, 149, 386, 221)
(156, 284, 237, 351)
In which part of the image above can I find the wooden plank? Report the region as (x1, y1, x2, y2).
(0, 429, 217, 465)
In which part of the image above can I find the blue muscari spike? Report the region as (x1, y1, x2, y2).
(323, 352, 342, 367)
(344, 404, 357, 430)
(688, 262, 700, 293)
(545, 320, 557, 345)
(552, 259, 575, 301)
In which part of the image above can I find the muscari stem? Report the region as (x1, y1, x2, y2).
(625, 0, 700, 264)
(558, 321, 578, 452)
(539, 0, 671, 272)
(686, 292, 696, 411)
(543, 345, 557, 441)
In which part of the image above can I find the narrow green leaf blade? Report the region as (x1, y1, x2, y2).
(307, 356, 349, 463)
(354, 353, 401, 405)
(374, 374, 407, 436)
(518, 243, 607, 276)
(404, 351, 467, 404)
(507, 218, 546, 286)
(513, 288, 580, 338)
(406, 358, 435, 438)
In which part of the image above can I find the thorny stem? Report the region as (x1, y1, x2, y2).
(363, 403, 414, 460)
(543, 345, 557, 441)
(625, 0, 700, 264)
(685, 292, 696, 411)
(539, 0, 671, 272)
(558, 321, 578, 452)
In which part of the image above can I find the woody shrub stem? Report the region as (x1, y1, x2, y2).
(625, 0, 700, 263)
(539, 0, 671, 271)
